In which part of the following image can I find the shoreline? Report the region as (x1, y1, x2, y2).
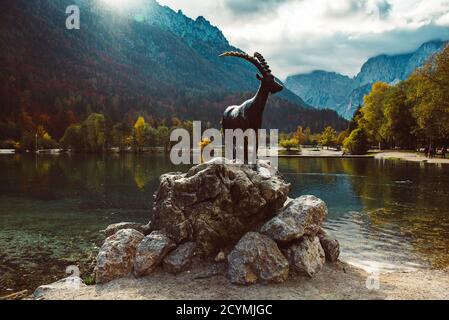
(375, 151, 449, 165)
(28, 261, 449, 300)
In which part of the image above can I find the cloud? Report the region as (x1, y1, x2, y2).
(220, 0, 301, 16)
(158, 0, 449, 79)
(323, 0, 392, 19)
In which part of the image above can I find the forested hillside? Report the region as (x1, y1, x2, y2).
(0, 0, 347, 150)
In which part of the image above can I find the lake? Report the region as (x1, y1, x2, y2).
(1, 154, 449, 295)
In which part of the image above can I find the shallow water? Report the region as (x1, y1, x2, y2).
(0, 154, 448, 294)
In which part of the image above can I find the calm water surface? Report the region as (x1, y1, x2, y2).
(1, 154, 448, 294)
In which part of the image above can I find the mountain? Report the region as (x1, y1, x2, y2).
(0, 0, 347, 140)
(285, 40, 447, 119)
(284, 71, 355, 110)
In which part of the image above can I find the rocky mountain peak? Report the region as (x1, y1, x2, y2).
(286, 40, 448, 119)
(136, 1, 229, 47)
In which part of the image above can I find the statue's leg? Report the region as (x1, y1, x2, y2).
(244, 137, 248, 164)
(256, 133, 259, 159)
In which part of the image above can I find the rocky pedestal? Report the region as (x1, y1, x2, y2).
(151, 158, 290, 254)
(92, 158, 340, 285)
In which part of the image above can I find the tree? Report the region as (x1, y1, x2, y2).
(144, 126, 158, 147)
(134, 116, 148, 152)
(407, 45, 449, 147)
(111, 122, 132, 151)
(383, 84, 416, 148)
(20, 131, 36, 151)
(343, 128, 369, 155)
(337, 130, 349, 146)
(19, 111, 35, 133)
(293, 126, 306, 145)
(60, 124, 83, 150)
(359, 82, 390, 148)
(36, 125, 58, 149)
(348, 106, 363, 133)
(199, 138, 212, 163)
(280, 138, 299, 151)
(81, 113, 106, 152)
(0, 121, 19, 141)
(304, 127, 312, 145)
(156, 126, 171, 152)
(319, 126, 337, 148)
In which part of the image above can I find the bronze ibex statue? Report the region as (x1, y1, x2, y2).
(220, 51, 284, 161)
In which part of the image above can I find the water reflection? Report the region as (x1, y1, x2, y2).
(0, 155, 448, 294)
(280, 157, 449, 271)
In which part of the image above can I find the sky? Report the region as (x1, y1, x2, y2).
(157, 0, 449, 80)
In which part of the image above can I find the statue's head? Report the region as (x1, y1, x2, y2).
(220, 51, 284, 95)
(257, 74, 284, 94)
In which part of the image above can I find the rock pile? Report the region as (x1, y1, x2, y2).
(94, 158, 340, 285)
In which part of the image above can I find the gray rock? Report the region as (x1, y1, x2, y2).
(152, 158, 290, 254)
(163, 242, 197, 274)
(284, 236, 325, 277)
(103, 222, 152, 237)
(95, 229, 144, 284)
(227, 232, 289, 285)
(318, 229, 340, 262)
(261, 195, 328, 243)
(134, 231, 176, 277)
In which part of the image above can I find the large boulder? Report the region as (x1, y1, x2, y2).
(134, 231, 176, 277)
(163, 242, 197, 274)
(284, 236, 325, 277)
(227, 232, 289, 285)
(261, 195, 328, 243)
(152, 158, 290, 254)
(95, 229, 144, 284)
(102, 222, 152, 237)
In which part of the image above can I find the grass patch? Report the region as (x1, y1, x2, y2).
(83, 275, 96, 286)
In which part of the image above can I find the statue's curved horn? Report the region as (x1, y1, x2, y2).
(219, 51, 268, 76)
(254, 52, 272, 75)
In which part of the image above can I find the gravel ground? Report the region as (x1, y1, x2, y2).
(29, 261, 449, 300)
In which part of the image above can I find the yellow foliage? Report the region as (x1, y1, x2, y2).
(199, 138, 212, 163)
(280, 138, 299, 151)
(134, 116, 148, 150)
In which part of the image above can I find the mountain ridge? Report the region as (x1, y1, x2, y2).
(0, 0, 347, 139)
(285, 39, 448, 119)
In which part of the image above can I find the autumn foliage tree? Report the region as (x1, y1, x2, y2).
(134, 116, 148, 152)
(408, 45, 449, 147)
(319, 126, 337, 149)
(82, 113, 106, 152)
(344, 44, 449, 154)
(293, 126, 307, 145)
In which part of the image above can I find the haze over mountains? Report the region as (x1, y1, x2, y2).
(0, 0, 347, 138)
(285, 40, 447, 119)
